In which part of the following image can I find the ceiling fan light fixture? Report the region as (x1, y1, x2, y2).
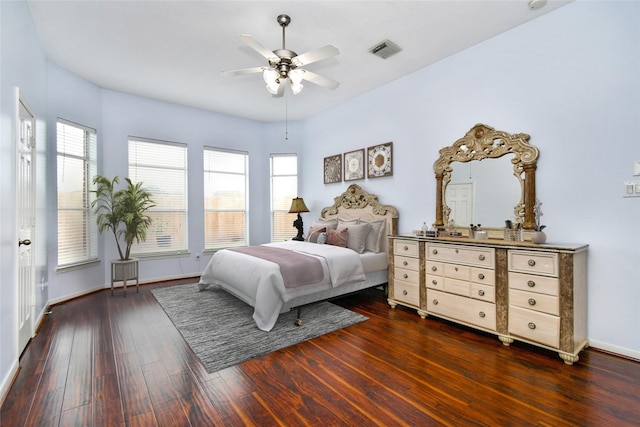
(290, 80, 304, 95)
(266, 82, 280, 95)
(289, 69, 303, 84)
(263, 68, 279, 84)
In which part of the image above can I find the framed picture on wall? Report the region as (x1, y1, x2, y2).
(367, 142, 393, 178)
(344, 149, 365, 181)
(324, 154, 342, 184)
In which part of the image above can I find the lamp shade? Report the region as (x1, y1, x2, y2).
(288, 197, 309, 214)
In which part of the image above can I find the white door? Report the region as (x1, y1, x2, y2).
(445, 182, 475, 226)
(17, 91, 36, 355)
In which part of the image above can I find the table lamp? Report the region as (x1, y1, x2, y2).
(288, 197, 309, 241)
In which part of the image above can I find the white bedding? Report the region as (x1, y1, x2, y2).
(198, 240, 380, 331)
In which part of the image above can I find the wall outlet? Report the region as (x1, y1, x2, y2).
(195, 253, 201, 261)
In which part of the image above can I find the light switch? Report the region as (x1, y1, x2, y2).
(624, 183, 636, 197)
(634, 161, 640, 176)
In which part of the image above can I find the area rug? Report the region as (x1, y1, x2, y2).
(151, 283, 368, 373)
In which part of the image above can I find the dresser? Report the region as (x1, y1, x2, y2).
(388, 236, 588, 364)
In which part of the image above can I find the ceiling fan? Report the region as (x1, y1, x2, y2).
(220, 14, 340, 97)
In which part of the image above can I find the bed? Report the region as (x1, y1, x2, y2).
(198, 184, 399, 331)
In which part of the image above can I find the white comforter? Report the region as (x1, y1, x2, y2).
(198, 241, 366, 331)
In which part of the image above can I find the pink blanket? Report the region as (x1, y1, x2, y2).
(228, 246, 324, 288)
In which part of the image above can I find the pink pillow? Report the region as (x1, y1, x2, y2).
(327, 228, 348, 247)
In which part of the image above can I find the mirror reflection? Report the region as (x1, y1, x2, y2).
(445, 156, 521, 227)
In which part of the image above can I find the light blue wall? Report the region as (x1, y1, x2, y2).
(1, 0, 639, 398)
(302, 1, 640, 357)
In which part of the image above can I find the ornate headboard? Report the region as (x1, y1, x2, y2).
(320, 184, 398, 252)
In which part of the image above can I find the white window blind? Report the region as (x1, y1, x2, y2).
(57, 119, 98, 267)
(204, 147, 248, 250)
(270, 154, 298, 242)
(128, 137, 188, 255)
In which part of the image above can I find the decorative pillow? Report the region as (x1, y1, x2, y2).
(306, 227, 326, 242)
(316, 232, 328, 245)
(361, 219, 386, 253)
(326, 228, 348, 247)
(312, 218, 338, 230)
(338, 223, 371, 254)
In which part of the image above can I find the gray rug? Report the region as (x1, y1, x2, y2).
(151, 284, 368, 373)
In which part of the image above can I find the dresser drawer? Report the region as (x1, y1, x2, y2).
(425, 260, 444, 276)
(509, 289, 559, 316)
(394, 267, 420, 285)
(427, 289, 496, 331)
(427, 243, 494, 268)
(471, 282, 495, 303)
(508, 272, 559, 296)
(425, 274, 444, 290)
(443, 263, 470, 281)
(471, 267, 495, 286)
(509, 306, 560, 348)
(443, 277, 470, 297)
(393, 281, 420, 307)
(395, 239, 419, 258)
(395, 255, 419, 271)
(508, 250, 558, 277)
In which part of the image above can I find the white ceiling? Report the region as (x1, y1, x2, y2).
(27, 0, 571, 123)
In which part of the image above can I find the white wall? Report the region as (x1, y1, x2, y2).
(302, 1, 640, 357)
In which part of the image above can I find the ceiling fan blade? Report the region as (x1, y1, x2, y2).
(299, 70, 340, 89)
(272, 81, 286, 98)
(239, 34, 279, 63)
(220, 67, 266, 78)
(292, 45, 339, 67)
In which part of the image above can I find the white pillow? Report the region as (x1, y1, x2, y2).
(361, 219, 386, 253)
(338, 217, 360, 227)
(312, 218, 338, 230)
(338, 223, 371, 254)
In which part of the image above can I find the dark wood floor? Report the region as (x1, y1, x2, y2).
(2, 278, 640, 426)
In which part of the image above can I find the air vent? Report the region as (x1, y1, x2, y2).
(369, 39, 402, 59)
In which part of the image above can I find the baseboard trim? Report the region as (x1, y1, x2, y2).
(589, 339, 640, 362)
(0, 360, 19, 409)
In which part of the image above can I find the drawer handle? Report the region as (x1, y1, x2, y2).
(431, 266, 437, 272)
(432, 249, 438, 255)
(478, 290, 485, 296)
(528, 322, 536, 330)
(403, 274, 409, 279)
(455, 249, 459, 253)
(528, 298, 536, 306)
(403, 261, 408, 266)
(454, 267, 459, 272)
(527, 280, 536, 288)
(404, 245, 409, 251)
(432, 299, 439, 305)
(528, 259, 536, 266)
(479, 311, 486, 318)
(432, 279, 438, 285)
(478, 254, 485, 261)
(478, 273, 485, 280)
(403, 290, 408, 296)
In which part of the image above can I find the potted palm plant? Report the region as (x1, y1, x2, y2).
(92, 175, 155, 295)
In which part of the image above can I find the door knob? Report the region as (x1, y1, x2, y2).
(19, 239, 31, 246)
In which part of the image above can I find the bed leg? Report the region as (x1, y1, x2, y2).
(295, 307, 303, 326)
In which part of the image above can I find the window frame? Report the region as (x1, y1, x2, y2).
(128, 136, 189, 257)
(56, 118, 98, 270)
(203, 146, 249, 251)
(270, 153, 299, 243)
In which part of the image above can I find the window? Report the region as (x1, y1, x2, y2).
(204, 147, 248, 250)
(128, 137, 188, 255)
(270, 154, 298, 242)
(57, 119, 98, 267)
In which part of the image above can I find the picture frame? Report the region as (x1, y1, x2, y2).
(323, 154, 342, 184)
(367, 141, 393, 178)
(343, 149, 365, 181)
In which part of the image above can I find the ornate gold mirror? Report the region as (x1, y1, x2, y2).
(433, 124, 539, 230)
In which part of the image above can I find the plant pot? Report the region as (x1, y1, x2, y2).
(531, 231, 547, 244)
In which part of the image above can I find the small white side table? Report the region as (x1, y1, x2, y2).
(110, 259, 139, 297)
